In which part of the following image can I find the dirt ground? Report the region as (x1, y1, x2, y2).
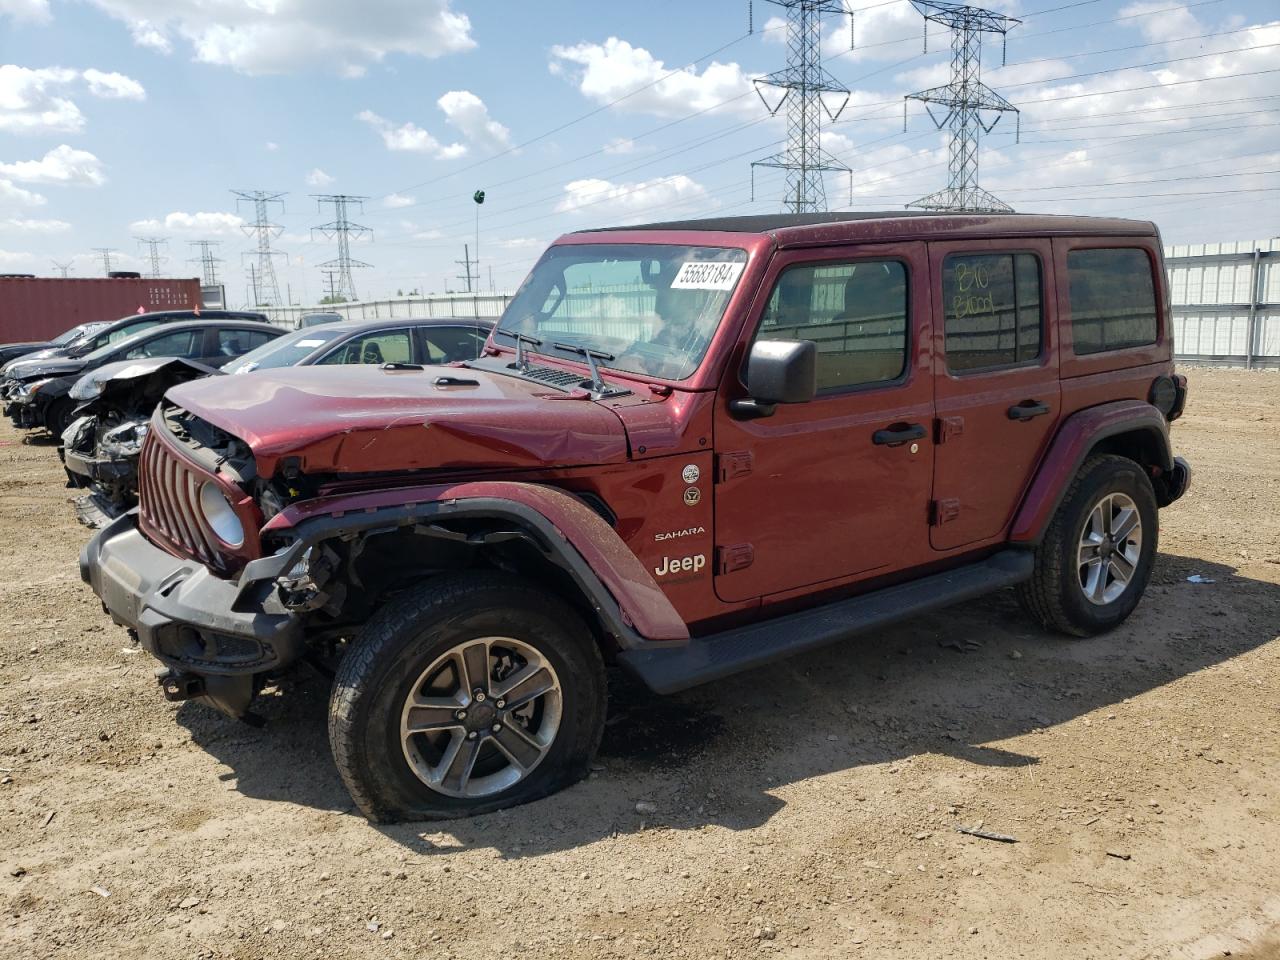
(1, 367, 1278, 960)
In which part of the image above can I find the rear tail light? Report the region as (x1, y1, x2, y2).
(1149, 376, 1177, 417)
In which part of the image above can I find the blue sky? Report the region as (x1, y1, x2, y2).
(0, 0, 1276, 307)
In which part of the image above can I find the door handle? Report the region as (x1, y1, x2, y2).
(872, 422, 927, 446)
(1007, 400, 1051, 421)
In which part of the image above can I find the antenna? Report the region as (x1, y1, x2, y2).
(751, 0, 854, 212)
(311, 194, 372, 301)
(232, 190, 287, 306)
(188, 240, 223, 286)
(904, 2, 1021, 212)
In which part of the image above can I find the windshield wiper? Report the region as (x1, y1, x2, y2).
(494, 329, 543, 372)
(552, 342, 614, 395)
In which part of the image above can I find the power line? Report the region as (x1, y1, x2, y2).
(232, 190, 287, 307)
(312, 194, 372, 301)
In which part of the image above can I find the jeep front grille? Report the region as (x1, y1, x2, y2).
(137, 432, 224, 569)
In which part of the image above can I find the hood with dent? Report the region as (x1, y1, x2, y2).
(165, 364, 631, 476)
(71, 357, 216, 404)
(4, 354, 87, 381)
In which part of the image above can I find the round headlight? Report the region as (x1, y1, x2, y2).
(199, 482, 245, 547)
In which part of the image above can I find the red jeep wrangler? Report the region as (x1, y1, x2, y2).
(82, 212, 1190, 821)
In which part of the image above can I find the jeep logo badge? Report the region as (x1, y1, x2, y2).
(655, 554, 706, 577)
(682, 464, 700, 484)
(683, 486, 701, 507)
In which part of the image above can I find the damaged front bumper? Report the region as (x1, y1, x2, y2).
(80, 512, 308, 719)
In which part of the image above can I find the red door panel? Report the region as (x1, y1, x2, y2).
(929, 238, 1061, 551)
(713, 242, 935, 603)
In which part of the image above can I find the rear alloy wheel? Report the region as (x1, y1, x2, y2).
(1017, 454, 1158, 637)
(329, 572, 606, 821)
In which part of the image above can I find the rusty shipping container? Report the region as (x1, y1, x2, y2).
(0, 277, 204, 342)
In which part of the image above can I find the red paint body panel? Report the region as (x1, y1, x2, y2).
(0, 277, 202, 342)
(165, 365, 630, 477)
(1009, 399, 1171, 543)
(928, 237, 1063, 550)
(264, 479, 689, 642)
(134, 213, 1185, 643)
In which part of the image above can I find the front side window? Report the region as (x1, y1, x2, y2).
(1068, 248, 1158, 354)
(123, 329, 200, 360)
(943, 253, 1042, 373)
(498, 243, 749, 381)
(317, 331, 413, 365)
(757, 259, 908, 391)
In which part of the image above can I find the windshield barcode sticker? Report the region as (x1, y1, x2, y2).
(670, 260, 745, 291)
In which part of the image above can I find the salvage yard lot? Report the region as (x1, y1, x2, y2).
(1, 368, 1278, 960)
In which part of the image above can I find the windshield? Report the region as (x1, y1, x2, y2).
(224, 327, 344, 373)
(497, 243, 749, 381)
(52, 323, 97, 346)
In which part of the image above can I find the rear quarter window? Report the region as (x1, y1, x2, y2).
(1067, 248, 1158, 355)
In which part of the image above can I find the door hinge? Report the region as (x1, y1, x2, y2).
(936, 416, 965, 444)
(717, 543, 755, 575)
(717, 450, 753, 483)
(931, 498, 961, 526)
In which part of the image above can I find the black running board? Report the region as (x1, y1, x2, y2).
(619, 549, 1034, 694)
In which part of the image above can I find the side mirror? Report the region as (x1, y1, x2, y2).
(731, 339, 816, 419)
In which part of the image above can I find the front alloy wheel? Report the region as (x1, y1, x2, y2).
(329, 572, 606, 822)
(400, 637, 562, 798)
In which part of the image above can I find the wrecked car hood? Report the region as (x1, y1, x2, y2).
(4, 355, 86, 381)
(71, 357, 216, 402)
(164, 364, 630, 476)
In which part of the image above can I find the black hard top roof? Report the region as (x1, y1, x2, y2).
(577, 210, 1157, 242)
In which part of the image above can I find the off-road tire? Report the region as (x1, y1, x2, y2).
(1017, 454, 1158, 637)
(328, 572, 606, 822)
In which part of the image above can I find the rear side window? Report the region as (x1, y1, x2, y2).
(1068, 248, 1158, 354)
(420, 326, 487, 363)
(217, 328, 276, 356)
(757, 259, 908, 391)
(943, 253, 1042, 373)
(317, 331, 413, 365)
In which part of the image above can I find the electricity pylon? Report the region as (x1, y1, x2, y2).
(134, 236, 169, 278)
(904, 1, 1020, 213)
(92, 248, 117, 275)
(311, 195, 372, 301)
(188, 240, 223, 286)
(232, 190, 287, 306)
(751, 0, 854, 213)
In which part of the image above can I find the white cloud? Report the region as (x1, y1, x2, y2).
(556, 174, 709, 217)
(0, 65, 83, 134)
(129, 211, 245, 235)
(265, 141, 279, 152)
(1118, 1, 1203, 42)
(0, 0, 50, 24)
(436, 90, 511, 152)
(0, 248, 36, 267)
(81, 68, 146, 100)
(357, 109, 466, 159)
(0, 65, 147, 134)
(0, 216, 69, 233)
(549, 37, 756, 118)
(86, 0, 475, 76)
(305, 167, 335, 187)
(496, 236, 545, 250)
(0, 145, 106, 186)
(383, 193, 415, 208)
(0, 178, 46, 207)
